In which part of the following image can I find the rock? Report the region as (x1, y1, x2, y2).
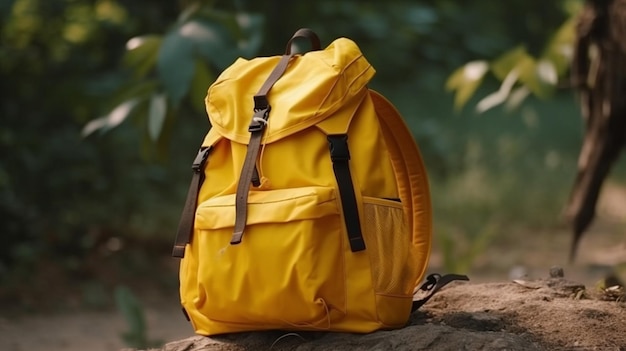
(549, 266, 564, 278)
(130, 278, 626, 351)
(512, 267, 586, 298)
(146, 324, 540, 351)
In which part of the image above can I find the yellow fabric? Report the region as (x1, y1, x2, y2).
(207, 38, 374, 145)
(179, 36, 432, 335)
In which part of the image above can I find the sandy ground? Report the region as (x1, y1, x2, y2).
(0, 301, 192, 351)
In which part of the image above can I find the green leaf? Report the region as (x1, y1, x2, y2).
(563, 0, 585, 17)
(177, 1, 203, 23)
(157, 25, 195, 107)
(189, 59, 213, 113)
(123, 35, 163, 78)
(504, 86, 531, 111)
(140, 130, 153, 162)
(491, 46, 529, 81)
(180, 19, 239, 69)
(154, 9, 263, 108)
(109, 79, 159, 107)
(114, 286, 147, 348)
(476, 70, 519, 113)
(236, 13, 264, 58)
(148, 93, 167, 141)
(155, 111, 176, 163)
(517, 57, 556, 99)
(490, 46, 556, 103)
(445, 60, 489, 111)
(193, 8, 242, 39)
(82, 98, 139, 137)
(541, 15, 577, 77)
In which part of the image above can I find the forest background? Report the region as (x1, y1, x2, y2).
(2, 0, 625, 349)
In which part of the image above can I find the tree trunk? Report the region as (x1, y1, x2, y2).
(565, 0, 626, 260)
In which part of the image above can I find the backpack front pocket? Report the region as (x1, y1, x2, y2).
(193, 186, 346, 329)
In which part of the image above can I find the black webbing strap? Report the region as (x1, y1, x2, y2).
(232, 28, 321, 245)
(327, 134, 366, 252)
(172, 147, 212, 258)
(411, 273, 470, 311)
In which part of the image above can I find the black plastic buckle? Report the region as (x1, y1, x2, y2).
(253, 95, 269, 110)
(248, 107, 271, 132)
(191, 147, 210, 172)
(327, 135, 351, 162)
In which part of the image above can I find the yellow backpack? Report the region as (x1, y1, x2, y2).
(172, 28, 467, 336)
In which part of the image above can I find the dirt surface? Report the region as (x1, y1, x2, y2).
(0, 300, 192, 351)
(128, 273, 626, 351)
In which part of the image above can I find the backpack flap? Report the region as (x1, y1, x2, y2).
(206, 37, 375, 145)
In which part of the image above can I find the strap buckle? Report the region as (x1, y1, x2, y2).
(192, 148, 211, 172)
(248, 106, 271, 132)
(327, 135, 351, 162)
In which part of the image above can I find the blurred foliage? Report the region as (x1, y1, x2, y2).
(115, 285, 161, 348)
(0, 0, 586, 306)
(0, 0, 202, 299)
(82, 2, 264, 154)
(446, 0, 582, 113)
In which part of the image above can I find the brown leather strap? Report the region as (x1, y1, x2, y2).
(232, 29, 321, 245)
(250, 54, 292, 116)
(232, 130, 265, 244)
(252, 29, 320, 111)
(172, 147, 211, 258)
(286, 28, 321, 55)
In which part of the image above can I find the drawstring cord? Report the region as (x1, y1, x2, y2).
(257, 115, 271, 185)
(278, 298, 332, 330)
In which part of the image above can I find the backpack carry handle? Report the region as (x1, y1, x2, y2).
(285, 28, 321, 55)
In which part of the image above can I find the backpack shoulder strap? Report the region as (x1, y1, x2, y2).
(370, 90, 470, 309)
(172, 131, 222, 258)
(370, 90, 432, 286)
